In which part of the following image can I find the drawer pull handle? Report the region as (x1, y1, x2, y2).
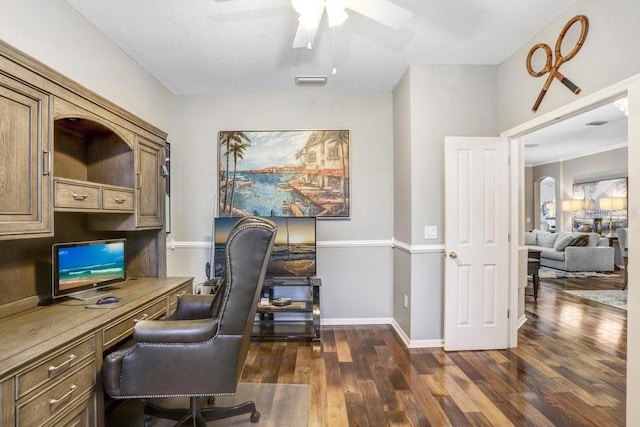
(134, 314, 149, 323)
(43, 150, 51, 176)
(47, 354, 76, 377)
(49, 384, 77, 409)
(72, 193, 88, 201)
(114, 197, 126, 204)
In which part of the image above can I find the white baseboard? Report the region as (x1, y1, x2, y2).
(320, 318, 444, 348)
(518, 314, 528, 329)
(390, 319, 444, 349)
(321, 317, 393, 326)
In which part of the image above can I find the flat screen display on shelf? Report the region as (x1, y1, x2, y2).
(52, 239, 126, 300)
(214, 217, 316, 279)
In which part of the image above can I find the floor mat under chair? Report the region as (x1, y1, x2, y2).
(106, 383, 310, 426)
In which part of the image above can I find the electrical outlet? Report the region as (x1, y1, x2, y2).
(403, 294, 409, 309)
(424, 226, 437, 239)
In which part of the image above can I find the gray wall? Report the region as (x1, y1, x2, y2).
(392, 64, 499, 343)
(166, 93, 395, 322)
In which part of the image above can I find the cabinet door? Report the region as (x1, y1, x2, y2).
(136, 136, 164, 228)
(0, 75, 51, 239)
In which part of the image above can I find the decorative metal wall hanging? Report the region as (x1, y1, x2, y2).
(526, 15, 589, 112)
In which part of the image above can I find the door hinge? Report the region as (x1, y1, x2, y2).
(507, 309, 510, 318)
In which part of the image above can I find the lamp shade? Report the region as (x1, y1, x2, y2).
(599, 196, 627, 211)
(562, 199, 584, 212)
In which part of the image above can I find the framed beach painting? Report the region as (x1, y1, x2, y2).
(218, 130, 350, 218)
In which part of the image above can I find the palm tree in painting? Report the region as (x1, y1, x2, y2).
(219, 131, 250, 214)
(226, 139, 252, 214)
(336, 130, 349, 214)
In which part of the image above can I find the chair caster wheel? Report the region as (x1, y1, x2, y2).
(144, 414, 153, 427)
(251, 410, 261, 423)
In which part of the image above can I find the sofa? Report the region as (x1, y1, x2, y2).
(525, 231, 614, 272)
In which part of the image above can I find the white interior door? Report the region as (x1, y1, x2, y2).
(444, 137, 510, 351)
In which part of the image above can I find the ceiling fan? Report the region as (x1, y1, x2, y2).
(292, 0, 413, 49)
(216, 0, 413, 49)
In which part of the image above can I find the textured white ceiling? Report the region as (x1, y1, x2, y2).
(65, 0, 625, 165)
(64, 0, 577, 94)
(523, 100, 628, 166)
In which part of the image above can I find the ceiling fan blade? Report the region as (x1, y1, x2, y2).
(292, 5, 324, 48)
(347, 0, 413, 30)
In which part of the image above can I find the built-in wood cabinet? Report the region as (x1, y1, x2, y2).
(136, 136, 165, 228)
(0, 74, 52, 240)
(0, 39, 170, 304)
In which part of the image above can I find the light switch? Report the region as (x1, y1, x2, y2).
(424, 226, 438, 239)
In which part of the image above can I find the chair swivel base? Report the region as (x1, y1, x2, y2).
(143, 396, 260, 427)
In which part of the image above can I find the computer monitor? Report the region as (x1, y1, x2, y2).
(52, 238, 127, 300)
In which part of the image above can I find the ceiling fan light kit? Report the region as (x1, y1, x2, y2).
(291, 0, 413, 49)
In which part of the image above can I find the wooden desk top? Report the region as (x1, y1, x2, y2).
(0, 277, 192, 380)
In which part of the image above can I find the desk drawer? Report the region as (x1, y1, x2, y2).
(54, 181, 100, 210)
(16, 361, 95, 427)
(102, 187, 134, 211)
(168, 282, 193, 315)
(103, 299, 166, 348)
(16, 337, 95, 400)
(45, 395, 93, 427)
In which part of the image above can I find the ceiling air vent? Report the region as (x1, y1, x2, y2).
(294, 75, 327, 85)
(585, 120, 609, 126)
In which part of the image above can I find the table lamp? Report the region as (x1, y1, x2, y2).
(562, 199, 584, 231)
(599, 196, 626, 237)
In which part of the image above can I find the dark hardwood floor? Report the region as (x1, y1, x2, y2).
(241, 274, 626, 426)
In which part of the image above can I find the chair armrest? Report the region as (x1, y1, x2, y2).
(133, 318, 219, 344)
(168, 294, 216, 320)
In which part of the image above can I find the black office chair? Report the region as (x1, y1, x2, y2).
(103, 216, 277, 426)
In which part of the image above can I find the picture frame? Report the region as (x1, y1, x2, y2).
(572, 177, 627, 234)
(218, 130, 350, 218)
(165, 141, 171, 233)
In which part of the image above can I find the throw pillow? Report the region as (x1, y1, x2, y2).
(525, 232, 536, 245)
(536, 232, 559, 248)
(553, 234, 576, 251)
(570, 234, 590, 247)
(554, 233, 590, 251)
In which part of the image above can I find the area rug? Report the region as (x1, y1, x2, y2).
(538, 266, 619, 279)
(562, 289, 628, 311)
(106, 383, 309, 426)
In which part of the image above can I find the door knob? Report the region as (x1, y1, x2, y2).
(449, 251, 458, 259)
